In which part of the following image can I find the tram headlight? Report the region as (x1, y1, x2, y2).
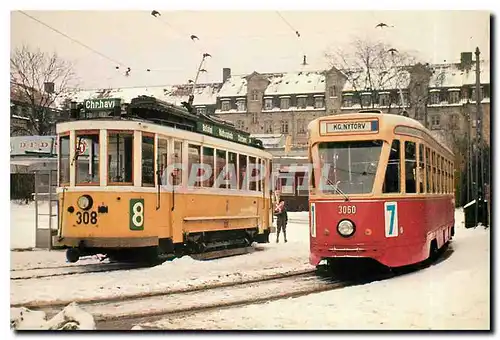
(337, 219, 355, 237)
(77, 195, 93, 210)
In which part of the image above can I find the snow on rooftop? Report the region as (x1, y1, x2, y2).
(55, 84, 221, 108)
(264, 71, 325, 96)
(218, 75, 248, 97)
(54, 60, 490, 108)
(429, 61, 490, 88)
(219, 70, 326, 98)
(342, 68, 411, 92)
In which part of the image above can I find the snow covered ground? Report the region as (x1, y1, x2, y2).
(10, 201, 57, 250)
(10, 203, 491, 330)
(136, 209, 491, 330)
(10, 207, 313, 306)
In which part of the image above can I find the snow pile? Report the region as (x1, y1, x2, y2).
(11, 302, 95, 330)
(134, 209, 490, 330)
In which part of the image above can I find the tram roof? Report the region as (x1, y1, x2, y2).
(308, 112, 453, 156)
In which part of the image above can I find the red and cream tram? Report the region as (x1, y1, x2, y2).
(308, 111, 455, 268)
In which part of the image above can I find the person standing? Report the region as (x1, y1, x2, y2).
(274, 197, 288, 243)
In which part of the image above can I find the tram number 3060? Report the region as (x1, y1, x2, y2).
(338, 205, 356, 215)
(76, 211, 98, 225)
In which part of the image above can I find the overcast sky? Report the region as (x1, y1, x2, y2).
(10, 10, 490, 89)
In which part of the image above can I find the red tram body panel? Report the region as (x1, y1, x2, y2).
(309, 197, 454, 267)
(307, 111, 455, 268)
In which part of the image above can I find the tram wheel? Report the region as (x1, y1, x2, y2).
(428, 240, 439, 262)
(66, 248, 80, 263)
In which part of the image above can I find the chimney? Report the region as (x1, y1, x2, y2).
(460, 52, 473, 70)
(223, 68, 231, 83)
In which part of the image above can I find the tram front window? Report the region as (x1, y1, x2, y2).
(108, 132, 133, 184)
(75, 133, 100, 185)
(316, 140, 383, 194)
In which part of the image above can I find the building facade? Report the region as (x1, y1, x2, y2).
(41, 52, 490, 208)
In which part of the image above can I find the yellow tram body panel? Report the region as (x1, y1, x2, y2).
(55, 105, 274, 260)
(58, 190, 271, 247)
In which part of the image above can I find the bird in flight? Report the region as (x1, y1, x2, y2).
(375, 22, 393, 28)
(191, 35, 199, 41)
(151, 10, 160, 17)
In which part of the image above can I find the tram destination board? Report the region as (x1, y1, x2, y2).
(320, 119, 379, 135)
(197, 121, 250, 145)
(83, 98, 121, 111)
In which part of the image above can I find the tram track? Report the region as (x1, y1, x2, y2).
(11, 260, 105, 272)
(10, 262, 153, 281)
(13, 267, 394, 330)
(96, 270, 395, 330)
(12, 268, 316, 310)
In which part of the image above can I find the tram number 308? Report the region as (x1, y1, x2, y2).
(338, 205, 356, 215)
(76, 211, 98, 225)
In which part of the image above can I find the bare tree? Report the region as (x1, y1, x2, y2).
(326, 38, 417, 113)
(10, 45, 77, 135)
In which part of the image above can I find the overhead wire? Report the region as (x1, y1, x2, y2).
(150, 10, 208, 56)
(275, 11, 307, 66)
(18, 10, 129, 70)
(17, 10, 324, 85)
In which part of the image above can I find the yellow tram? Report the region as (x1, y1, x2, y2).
(56, 96, 273, 262)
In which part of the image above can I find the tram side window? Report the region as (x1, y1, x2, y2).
(59, 135, 70, 185)
(215, 149, 227, 189)
(239, 154, 248, 190)
(445, 159, 449, 193)
(405, 141, 417, 193)
(446, 159, 449, 193)
(76, 132, 100, 185)
(383, 140, 401, 193)
(438, 155, 442, 193)
(108, 132, 133, 184)
(418, 144, 425, 193)
(258, 159, 265, 192)
(425, 147, 431, 193)
(228, 152, 237, 189)
(441, 158, 448, 193)
(256, 158, 262, 192)
(158, 138, 168, 184)
(202, 146, 215, 187)
(269, 160, 273, 192)
(188, 144, 201, 187)
(142, 135, 155, 186)
(172, 141, 183, 186)
(451, 162, 455, 193)
(249, 156, 257, 191)
(448, 160, 451, 193)
(432, 151, 437, 193)
(439, 155, 443, 193)
(449, 161, 453, 193)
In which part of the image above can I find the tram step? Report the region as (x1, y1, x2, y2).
(190, 246, 255, 261)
